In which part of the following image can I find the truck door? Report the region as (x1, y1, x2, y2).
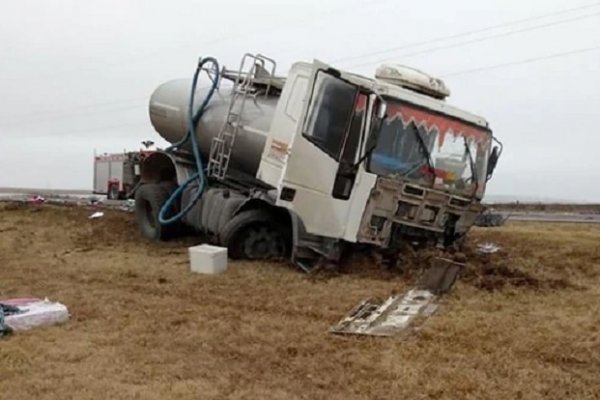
(277, 63, 370, 238)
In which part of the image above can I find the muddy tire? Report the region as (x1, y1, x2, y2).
(219, 209, 290, 260)
(135, 183, 179, 241)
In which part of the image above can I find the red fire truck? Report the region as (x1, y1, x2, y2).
(93, 144, 155, 200)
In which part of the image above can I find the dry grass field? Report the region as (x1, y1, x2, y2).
(1, 203, 599, 399)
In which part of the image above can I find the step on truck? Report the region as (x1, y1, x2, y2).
(135, 53, 502, 271)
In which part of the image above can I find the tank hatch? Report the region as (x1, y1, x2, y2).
(220, 64, 286, 93)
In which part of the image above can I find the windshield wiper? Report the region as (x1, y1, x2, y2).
(354, 138, 377, 168)
(463, 137, 479, 196)
(403, 122, 434, 180)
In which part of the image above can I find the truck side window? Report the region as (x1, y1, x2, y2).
(303, 72, 358, 159)
(340, 94, 367, 165)
(331, 94, 367, 200)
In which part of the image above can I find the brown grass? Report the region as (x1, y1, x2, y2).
(1, 203, 599, 399)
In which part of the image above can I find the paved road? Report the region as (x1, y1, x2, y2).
(502, 211, 600, 224)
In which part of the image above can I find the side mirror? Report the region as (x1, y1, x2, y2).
(376, 101, 388, 120)
(486, 146, 500, 180)
(370, 101, 387, 146)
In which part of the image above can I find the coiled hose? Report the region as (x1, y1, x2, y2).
(158, 57, 220, 225)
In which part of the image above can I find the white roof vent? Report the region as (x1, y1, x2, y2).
(375, 64, 450, 100)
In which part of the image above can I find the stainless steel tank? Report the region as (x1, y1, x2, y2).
(149, 79, 278, 176)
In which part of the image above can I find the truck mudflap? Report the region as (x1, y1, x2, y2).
(330, 257, 464, 337)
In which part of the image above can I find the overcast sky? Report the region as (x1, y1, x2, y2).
(1, 0, 599, 201)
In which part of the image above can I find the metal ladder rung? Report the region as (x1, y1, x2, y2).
(207, 52, 277, 180)
(235, 86, 254, 94)
(222, 126, 239, 134)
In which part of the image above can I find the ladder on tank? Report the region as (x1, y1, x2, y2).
(206, 53, 277, 180)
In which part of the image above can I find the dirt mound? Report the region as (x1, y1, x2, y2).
(71, 208, 140, 249)
(0, 201, 142, 251)
(463, 262, 572, 291)
(317, 240, 575, 293)
(460, 243, 574, 291)
(309, 243, 443, 283)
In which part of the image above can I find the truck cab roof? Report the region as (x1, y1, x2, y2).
(292, 61, 491, 131)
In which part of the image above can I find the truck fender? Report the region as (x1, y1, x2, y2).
(232, 189, 277, 215)
(233, 195, 294, 240)
(206, 190, 244, 235)
(235, 198, 305, 258)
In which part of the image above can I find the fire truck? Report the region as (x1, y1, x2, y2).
(93, 143, 155, 199)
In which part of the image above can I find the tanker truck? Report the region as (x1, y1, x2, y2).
(136, 53, 502, 271)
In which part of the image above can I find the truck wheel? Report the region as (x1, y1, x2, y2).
(219, 209, 290, 260)
(135, 183, 179, 240)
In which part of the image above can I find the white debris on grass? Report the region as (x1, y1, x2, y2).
(88, 211, 104, 219)
(2, 298, 69, 332)
(477, 242, 501, 254)
(119, 199, 135, 212)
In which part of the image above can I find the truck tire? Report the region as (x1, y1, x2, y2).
(135, 182, 179, 241)
(219, 209, 290, 260)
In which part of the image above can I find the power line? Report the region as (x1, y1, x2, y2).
(29, 48, 598, 137)
(441, 45, 600, 77)
(345, 11, 600, 69)
(12, 121, 151, 140)
(1, 104, 145, 128)
(0, 97, 145, 121)
(332, 1, 600, 65)
(6, 46, 598, 131)
(1, 85, 209, 127)
(2, 0, 392, 83)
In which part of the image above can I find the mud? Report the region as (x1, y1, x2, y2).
(327, 241, 575, 293)
(460, 243, 574, 292)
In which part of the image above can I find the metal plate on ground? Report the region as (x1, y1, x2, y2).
(330, 258, 464, 337)
(330, 289, 438, 337)
(418, 257, 465, 294)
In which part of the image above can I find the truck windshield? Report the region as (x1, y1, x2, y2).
(367, 100, 492, 198)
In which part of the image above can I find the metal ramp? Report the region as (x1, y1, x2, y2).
(207, 53, 277, 180)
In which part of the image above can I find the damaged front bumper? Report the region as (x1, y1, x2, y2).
(357, 178, 483, 247)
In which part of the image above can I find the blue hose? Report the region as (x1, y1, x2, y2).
(158, 57, 220, 225)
